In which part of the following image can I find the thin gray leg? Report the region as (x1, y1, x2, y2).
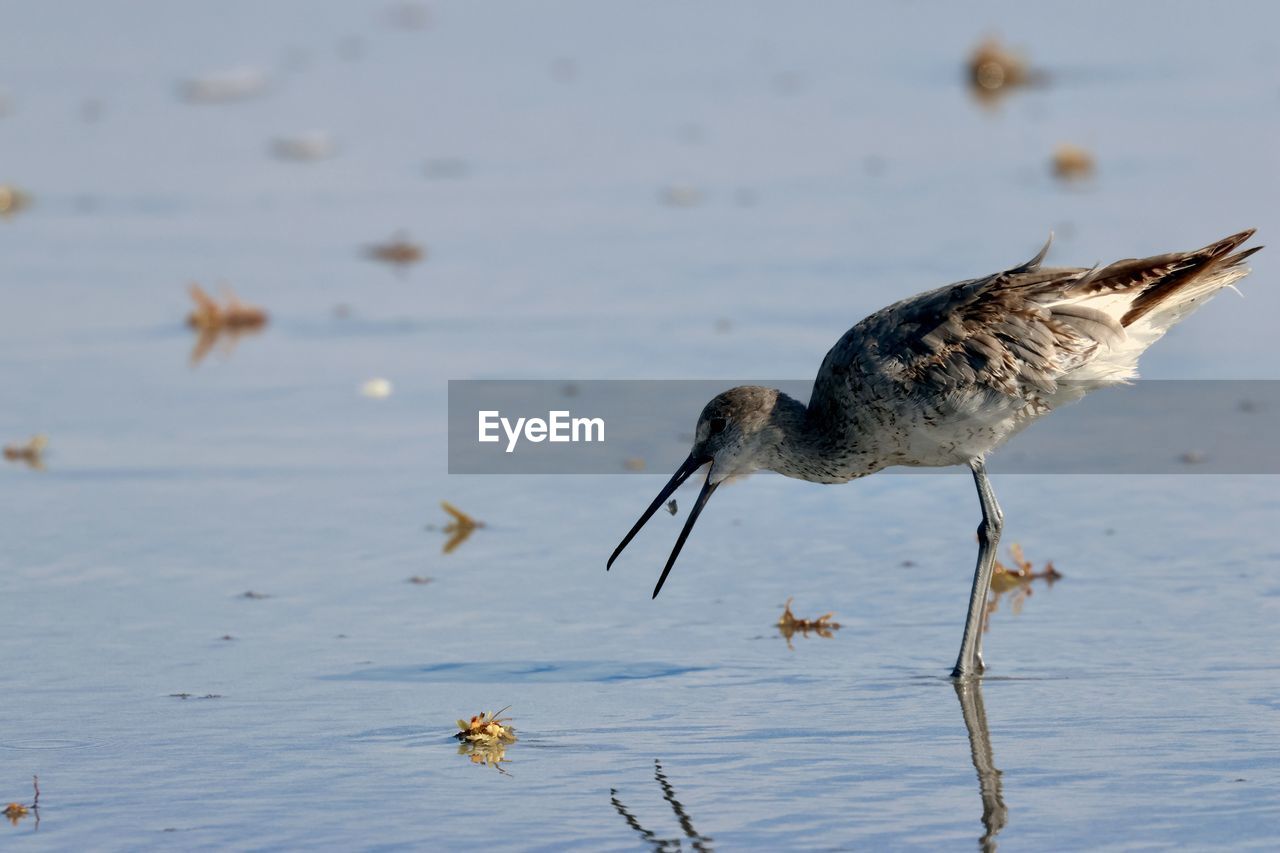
(952, 457, 1003, 679)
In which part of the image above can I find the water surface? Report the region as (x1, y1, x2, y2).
(2, 1, 1279, 848)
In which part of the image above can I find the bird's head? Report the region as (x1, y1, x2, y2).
(607, 386, 792, 597)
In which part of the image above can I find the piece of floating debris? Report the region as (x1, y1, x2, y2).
(967, 37, 1044, 103)
(984, 543, 1061, 627)
(3, 776, 38, 827)
(666, 499, 678, 516)
(0, 184, 32, 218)
(169, 693, 222, 700)
(365, 234, 424, 267)
(624, 457, 646, 472)
(271, 131, 336, 161)
(187, 283, 268, 332)
(455, 707, 517, 744)
(455, 708, 517, 774)
(3, 434, 47, 469)
(1051, 144, 1095, 182)
(777, 597, 841, 649)
(407, 575, 433, 585)
(239, 590, 270, 600)
(438, 501, 484, 554)
(361, 378, 394, 399)
(1179, 450, 1206, 465)
(186, 284, 268, 365)
(181, 66, 269, 103)
(990, 543, 1060, 591)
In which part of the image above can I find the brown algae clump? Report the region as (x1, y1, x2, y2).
(3, 434, 47, 469)
(439, 501, 484, 554)
(777, 597, 842, 649)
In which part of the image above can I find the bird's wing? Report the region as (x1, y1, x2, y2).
(810, 261, 1097, 422)
(808, 229, 1259, 422)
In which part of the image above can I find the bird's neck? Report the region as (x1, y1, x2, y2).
(762, 391, 880, 484)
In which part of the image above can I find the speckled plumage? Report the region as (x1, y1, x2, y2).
(762, 228, 1259, 481)
(609, 230, 1260, 677)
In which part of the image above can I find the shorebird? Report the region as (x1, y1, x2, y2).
(608, 229, 1260, 678)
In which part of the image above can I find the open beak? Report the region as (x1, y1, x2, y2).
(607, 453, 719, 598)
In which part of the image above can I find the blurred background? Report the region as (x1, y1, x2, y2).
(2, 1, 1277, 848)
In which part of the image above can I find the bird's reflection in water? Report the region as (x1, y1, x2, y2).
(610, 759, 713, 851)
(955, 679, 1008, 851)
(611, 688, 1003, 850)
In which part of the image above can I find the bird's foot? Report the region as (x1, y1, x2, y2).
(950, 651, 987, 680)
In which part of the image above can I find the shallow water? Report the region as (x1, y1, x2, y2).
(2, 1, 1279, 849)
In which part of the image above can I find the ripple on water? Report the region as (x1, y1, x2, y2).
(0, 737, 104, 751)
(323, 660, 714, 684)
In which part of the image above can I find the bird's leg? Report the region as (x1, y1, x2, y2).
(952, 458, 1003, 679)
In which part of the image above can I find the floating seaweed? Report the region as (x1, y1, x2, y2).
(455, 708, 517, 744)
(4, 776, 39, 828)
(455, 708, 517, 772)
(434, 502, 484, 554)
(3, 435, 47, 470)
(365, 233, 425, 269)
(1051, 144, 1095, 182)
(0, 184, 32, 218)
(986, 543, 1061, 628)
(186, 284, 268, 365)
(777, 597, 842, 650)
(966, 37, 1045, 105)
(2, 803, 28, 827)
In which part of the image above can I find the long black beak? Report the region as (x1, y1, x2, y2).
(607, 453, 719, 598)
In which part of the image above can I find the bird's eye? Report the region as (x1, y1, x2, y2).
(708, 417, 727, 436)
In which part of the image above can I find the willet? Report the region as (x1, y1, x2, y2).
(608, 229, 1260, 678)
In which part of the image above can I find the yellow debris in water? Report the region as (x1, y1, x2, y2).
(439, 502, 484, 554)
(455, 707, 517, 744)
(3, 434, 47, 469)
(0, 185, 32, 217)
(1051, 144, 1095, 181)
